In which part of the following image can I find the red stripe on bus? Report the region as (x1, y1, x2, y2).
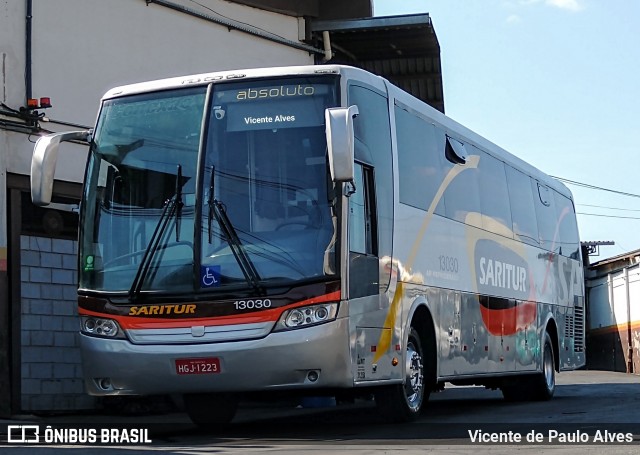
(479, 300, 536, 336)
(79, 290, 341, 330)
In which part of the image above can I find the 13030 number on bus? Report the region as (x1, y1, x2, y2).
(233, 299, 272, 310)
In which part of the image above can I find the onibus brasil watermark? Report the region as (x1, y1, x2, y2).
(6, 424, 152, 445)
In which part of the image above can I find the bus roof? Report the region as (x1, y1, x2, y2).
(101, 65, 356, 100)
(101, 64, 572, 201)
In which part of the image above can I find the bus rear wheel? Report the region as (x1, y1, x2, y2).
(183, 392, 238, 429)
(531, 331, 556, 400)
(375, 327, 427, 422)
(501, 331, 556, 401)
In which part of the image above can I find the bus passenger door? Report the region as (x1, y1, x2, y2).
(349, 163, 394, 381)
(347, 82, 396, 383)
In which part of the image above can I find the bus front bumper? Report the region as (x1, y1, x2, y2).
(80, 317, 353, 396)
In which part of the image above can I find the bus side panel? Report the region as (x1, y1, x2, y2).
(438, 289, 463, 376)
(393, 202, 589, 379)
(348, 293, 404, 384)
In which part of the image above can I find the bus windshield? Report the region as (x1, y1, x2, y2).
(79, 78, 338, 295)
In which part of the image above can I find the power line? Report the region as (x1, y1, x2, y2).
(576, 212, 640, 220)
(552, 176, 640, 199)
(554, 176, 640, 218)
(577, 203, 640, 212)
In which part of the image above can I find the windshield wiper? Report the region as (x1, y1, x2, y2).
(207, 166, 262, 292)
(129, 165, 182, 300)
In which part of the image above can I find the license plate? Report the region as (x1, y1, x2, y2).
(175, 357, 221, 375)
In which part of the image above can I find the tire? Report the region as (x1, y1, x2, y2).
(501, 331, 556, 402)
(183, 393, 238, 429)
(375, 327, 428, 422)
(531, 331, 556, 400)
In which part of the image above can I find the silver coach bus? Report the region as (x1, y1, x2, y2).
(31, 65, 585, 426)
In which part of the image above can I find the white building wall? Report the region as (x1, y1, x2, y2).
(7, 0, 314, 181)
(589, 266, 640, 331)
(0, 1, 25, 108)
(0, 0, 28, 265)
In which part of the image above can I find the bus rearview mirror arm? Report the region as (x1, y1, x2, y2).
(31, 130, 92, 206)
(325, 105, 359, 192)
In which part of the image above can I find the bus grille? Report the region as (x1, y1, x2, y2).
(565, 314, 574, 339)
(565, 305, 585, 352)
(573, 305, 585, 352)
(126, 321, 274, 345)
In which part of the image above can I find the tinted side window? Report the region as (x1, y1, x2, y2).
(476, 148, 512, 235)
(533, 181, 558, 252)
(349, 163, 377, 255)
(443, 138, 481, 227)
(394, 105, 445, 214)
(505, 166, 539, 246)
(554, 192, 580, 259)
(348, 84, 393, 289)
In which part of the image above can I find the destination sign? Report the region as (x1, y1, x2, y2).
(235, 85, 316, 100)
(214, 83, 330, 105)
(211, 81, 331, 131)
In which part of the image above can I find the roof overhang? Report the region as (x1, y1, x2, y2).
(311, 14, 444, 112)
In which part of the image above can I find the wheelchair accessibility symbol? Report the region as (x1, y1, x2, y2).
(200, 265, 221, 288)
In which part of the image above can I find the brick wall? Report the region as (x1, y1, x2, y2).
(20, 235, 96, 411)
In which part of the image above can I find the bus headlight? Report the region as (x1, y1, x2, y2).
(274, 303, 338, 331)
(80, 316, 125, 339)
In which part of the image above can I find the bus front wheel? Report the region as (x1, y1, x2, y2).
(374, 327, 427, 422)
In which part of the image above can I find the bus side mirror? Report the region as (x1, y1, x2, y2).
(31, 130, 91, 206)
(325, 105, 359, 183)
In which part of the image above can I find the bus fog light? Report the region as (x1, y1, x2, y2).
(307, 370, 319, 382)
(98, 378, 112, 390)
(275, 303, 338, 331)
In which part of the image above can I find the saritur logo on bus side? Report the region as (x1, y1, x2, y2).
(473, 239, 536, 337)
(475, 239, 530, 299)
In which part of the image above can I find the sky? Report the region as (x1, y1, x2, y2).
(372, 0, 640, 261)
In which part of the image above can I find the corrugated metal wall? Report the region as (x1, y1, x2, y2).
(587, 264, 640, 374)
